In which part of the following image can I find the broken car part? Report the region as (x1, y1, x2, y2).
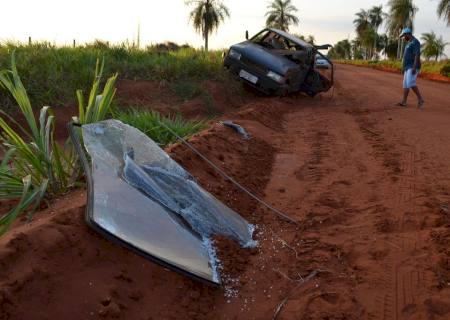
(69, 120, 256, 286)
(220, 121, 251, 140)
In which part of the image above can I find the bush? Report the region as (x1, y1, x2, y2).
(441, 63, 450, 78)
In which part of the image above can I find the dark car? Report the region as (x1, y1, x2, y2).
(223, 28, 333, 96)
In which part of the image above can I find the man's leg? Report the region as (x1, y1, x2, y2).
(402, 88, 410, 104)
(400, 69, 410, 105)
(411, 86, 424, 103)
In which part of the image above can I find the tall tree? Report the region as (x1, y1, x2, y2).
(438, 0, 450, 26)
(386, 0, 418, 35)
(354, 9, 371, 36)
(328, 39, 352, 59)
(354, 8, 382, 59)
(265, 0, 299, 31)
(369, 5, 386, 59)
(421, 31, 449, 61)
(185, 0, 230, 51)
(369, 5, 385, 30)
(386, 0, 418, 59)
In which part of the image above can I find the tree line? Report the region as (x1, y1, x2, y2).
(184, 0, 449, 61)
(329, 0, 449, 61)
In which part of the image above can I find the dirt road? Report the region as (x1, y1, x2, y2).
(1, 65, 450, 320)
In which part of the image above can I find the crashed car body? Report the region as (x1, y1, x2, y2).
(223, 28, 333, 96)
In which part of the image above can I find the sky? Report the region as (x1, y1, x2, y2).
(0, 0, 448, 56)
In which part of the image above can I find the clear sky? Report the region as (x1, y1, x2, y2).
(0, 0, 448, 56)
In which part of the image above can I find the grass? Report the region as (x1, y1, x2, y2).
(113, 108, 208, 147)
(170, 81, 204, 101)
(335, 59, 450, 76)
(0, 41, 227, 112)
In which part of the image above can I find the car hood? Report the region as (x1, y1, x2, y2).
(231, 41, 299, 75)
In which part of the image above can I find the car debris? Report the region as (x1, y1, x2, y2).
(220, 120, 251, 140)
(69, 120, 256, 286)
(315, 54, 331, 69)
(223, 28, 333, 96)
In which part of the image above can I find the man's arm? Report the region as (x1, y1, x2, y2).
(412, 54, 420, 75)
(412, 41, 421, 75)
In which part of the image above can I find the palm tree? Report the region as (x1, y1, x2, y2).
(386, 0, 418, 59)
(369, 6, 386, 57)
(329, 39, 352, 59)
(265, 0, 299, 31)
(354, 9, 382, 59)
(438, 0, 450, 26)
(421, 31, 449, 61)
(354, 9, 371, 36)
(185, 0, 230, 51)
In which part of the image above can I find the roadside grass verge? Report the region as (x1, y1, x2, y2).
(113, 108, 208, 147)
(0, 41, 227, 111)
(335, 59, 450, 77)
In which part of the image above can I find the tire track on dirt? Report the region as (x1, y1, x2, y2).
(349, 104, 438, 320)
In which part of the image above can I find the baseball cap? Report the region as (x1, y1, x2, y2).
(400, 27, 412, 37)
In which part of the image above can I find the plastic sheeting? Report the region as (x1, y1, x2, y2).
(81, 119, 255, 285)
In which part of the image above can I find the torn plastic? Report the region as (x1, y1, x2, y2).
(220, 121, 251, 140)
(76, 119, 256, 285)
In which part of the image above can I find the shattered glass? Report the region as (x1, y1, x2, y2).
(81, 120, 255, 284)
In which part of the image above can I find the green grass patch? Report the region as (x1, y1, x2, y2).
(113, 108, 208, 147)
(0, 42, 226, 111)
(170, 81, 204, 101)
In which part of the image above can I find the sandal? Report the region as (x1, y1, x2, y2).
(395, 102, 407, 107)
(418, 100, 425, 109)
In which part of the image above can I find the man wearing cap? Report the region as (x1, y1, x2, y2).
(396, 27, 425, 108)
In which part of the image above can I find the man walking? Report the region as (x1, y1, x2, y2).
(396, 27, 425, 108)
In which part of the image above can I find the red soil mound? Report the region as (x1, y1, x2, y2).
(116, 79, 248, 119)
(0, 99, 287, 320)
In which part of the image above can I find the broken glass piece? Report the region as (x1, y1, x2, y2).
(81, 119, 256, 285)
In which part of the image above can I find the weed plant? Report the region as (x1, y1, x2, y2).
(0, 54, 117, 235)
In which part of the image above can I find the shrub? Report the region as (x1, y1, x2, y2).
(0, 53, 117, 235)
(441, 63, 450, 78)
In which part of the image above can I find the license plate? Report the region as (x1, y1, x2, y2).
(239, 70, 258, 84)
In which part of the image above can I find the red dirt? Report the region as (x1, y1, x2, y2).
(336, 62, 450, 84)
(2, 64, 450, 319)
(116, 79, 248, 119)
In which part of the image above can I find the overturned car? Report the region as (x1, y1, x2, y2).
(223, 28, 333, 96)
